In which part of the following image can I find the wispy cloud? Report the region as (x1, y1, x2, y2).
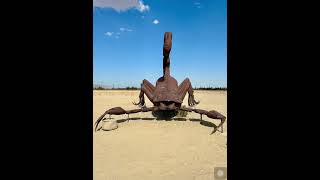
(105, 32, 113, 36)
(93, 0, 150, 12)
(194, 2, 202, 8)
(120, 27, 133, 32)
(105, 28, 132, 39)
(153, 19, 159, 24)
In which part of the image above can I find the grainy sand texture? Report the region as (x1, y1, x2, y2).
(93, 90, 227, 180)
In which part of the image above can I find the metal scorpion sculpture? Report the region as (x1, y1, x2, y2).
(95, 32, 226, 134)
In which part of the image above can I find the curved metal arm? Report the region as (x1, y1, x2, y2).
(94, 107, 154, 131)
(180, 106, 226, 134)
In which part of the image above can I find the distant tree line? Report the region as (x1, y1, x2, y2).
(94, 86, 227, 91)
(93, 86, 140, 90)
(94, 86, 106, 90)
(194, 87, 227, 90)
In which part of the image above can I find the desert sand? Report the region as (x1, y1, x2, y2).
(93, 90, 227, 180)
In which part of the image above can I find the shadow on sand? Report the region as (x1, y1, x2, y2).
(112, 111, 220, 134)
(173, 117, 187, 121)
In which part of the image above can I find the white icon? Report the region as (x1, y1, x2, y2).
(217, 169, 224, 177)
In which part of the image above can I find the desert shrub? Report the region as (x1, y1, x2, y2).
(125, 86, 139, 90)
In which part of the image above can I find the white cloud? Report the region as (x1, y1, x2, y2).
(116, 32, 121, 35)
(115, 36, 120, 39)
(120, 27, 133, 32)
(153, 19, 159, 24)
(136, 0, 150, 12)
(93, 0, 150, 12)
(105, 32, 113, 36)
(194, 2, 200, 5)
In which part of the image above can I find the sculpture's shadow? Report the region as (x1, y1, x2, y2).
(152, 110, 178, 121)
(190, 118, 219, 133)
(113, 111, 219, 133)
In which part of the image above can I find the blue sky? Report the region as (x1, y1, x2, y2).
(93, 0, 226, 88)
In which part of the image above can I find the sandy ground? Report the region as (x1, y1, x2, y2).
(93, 90, 227, 180)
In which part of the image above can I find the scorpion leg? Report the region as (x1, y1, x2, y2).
(178, 78, 199, 107)
(133, 79, 155, 107)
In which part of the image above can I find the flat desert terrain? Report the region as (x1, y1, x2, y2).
(93, 90, 227, 180)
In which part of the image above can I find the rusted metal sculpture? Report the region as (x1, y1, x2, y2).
(95, 32, 226, 134)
